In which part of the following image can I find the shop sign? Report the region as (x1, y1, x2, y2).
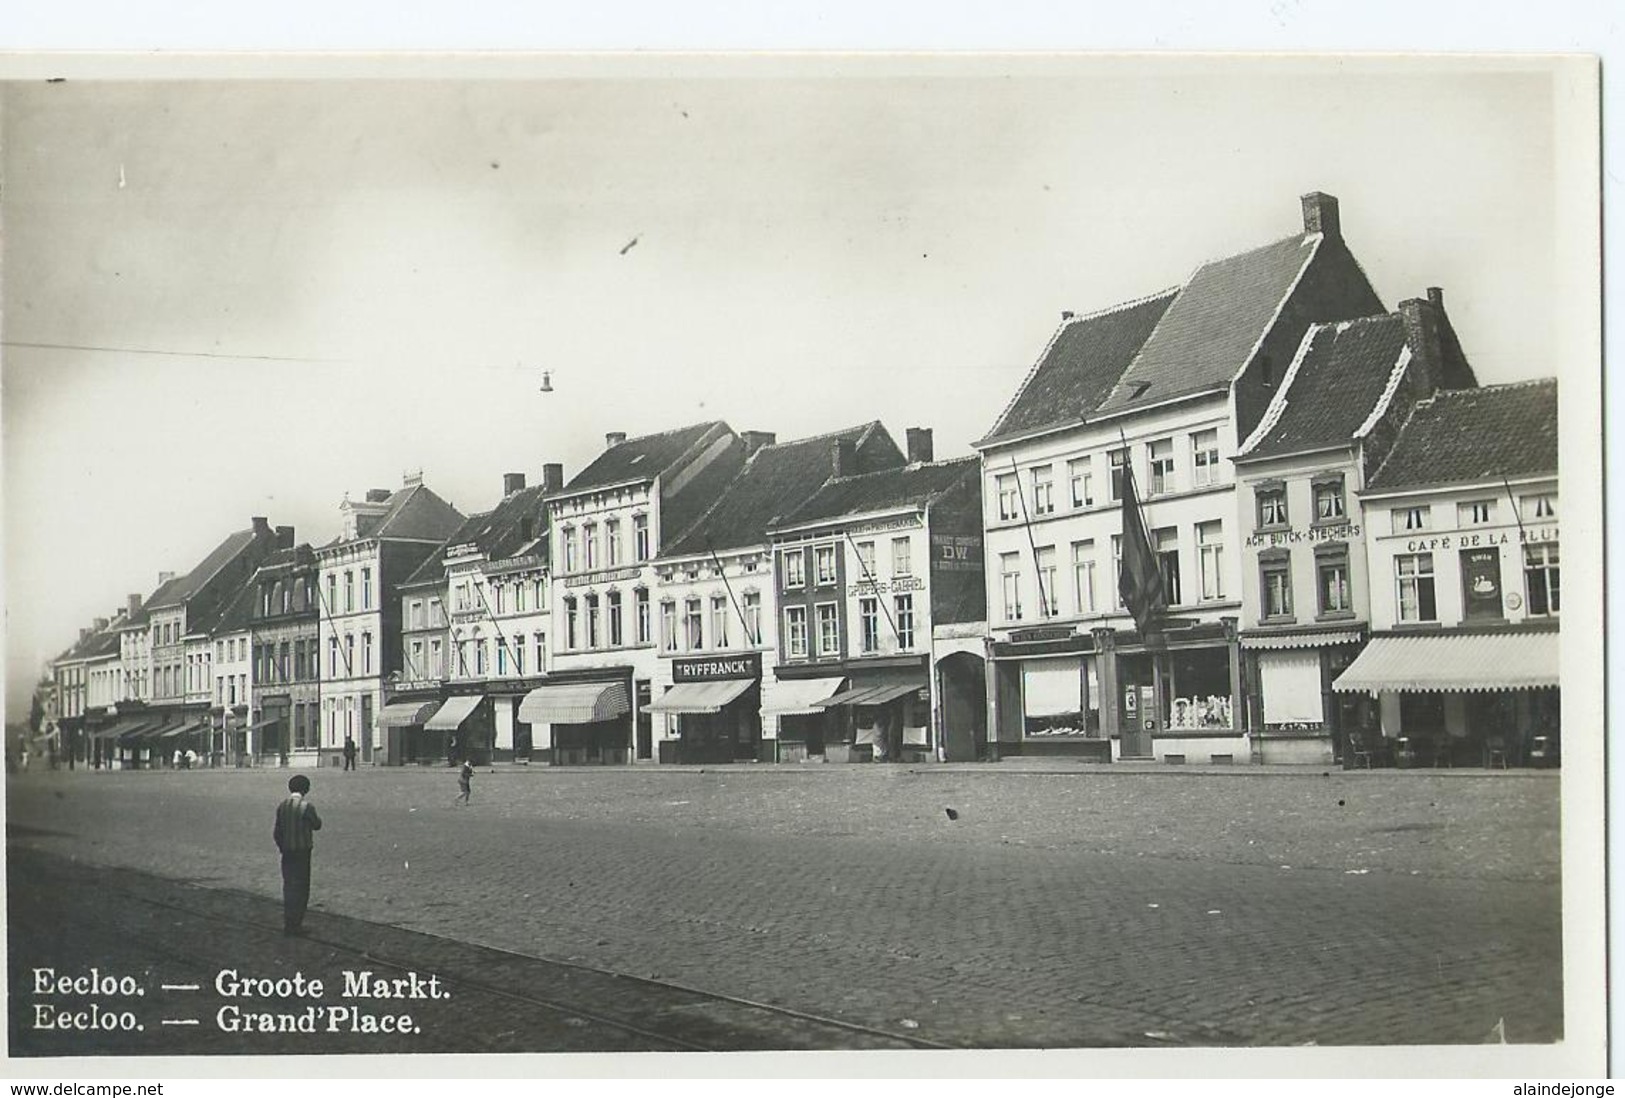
(852, 575, 926, 596)
(932, 534, 983, 572)
(1244, 523, 1360, 549)
(1461, 548, 1504, 620)
(1405, 525, 1558, 554)
(1010, 626, 1073, 644)
(564, 566, 642, 588)
(450, 610, 486, 625)
(845, 515, 922, 536)
(671, 654, 761, 682)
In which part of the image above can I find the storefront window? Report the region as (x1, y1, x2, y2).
(1021, 657, 1099, 736)
(1166, 648, 1233, 729)
(1525, 543, 1560, 616)
(1396, 553, 1437, 621)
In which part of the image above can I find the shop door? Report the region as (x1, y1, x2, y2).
(1120, 671, 1156, 758)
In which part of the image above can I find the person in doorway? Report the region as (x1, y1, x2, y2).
(342, 735, 357, 772)
(455, 758, 474, 806)
(273, 774, 323, 935)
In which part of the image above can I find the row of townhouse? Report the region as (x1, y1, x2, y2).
(976, 191, 1560, 768)
(42, 189, 1560, 771)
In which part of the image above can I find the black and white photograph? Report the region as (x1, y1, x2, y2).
(0, 45, 1606, 1081)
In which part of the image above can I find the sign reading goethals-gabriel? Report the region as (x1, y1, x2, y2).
(671, 653, 762, 682)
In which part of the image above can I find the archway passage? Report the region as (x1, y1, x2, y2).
(936, 652, 987, 762)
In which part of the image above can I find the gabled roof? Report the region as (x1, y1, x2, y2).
(1239, 314, 1410, 461)
(561, 421, 730, 494)
(664, 423, 903, 557)
(371, 482, 466, 542)
(1367, 379, 1557, 492)
(213, 577, 259, 636)
(980, 290, 1177, 446)
(774, 456, 979, 531)
(147, 529, 258, 610)
(1095, 233, 1322, 418)
(118, 574, 184, 630)
(399, 484, 550, 588)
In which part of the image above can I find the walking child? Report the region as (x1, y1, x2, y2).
(455, 758, 473, 806)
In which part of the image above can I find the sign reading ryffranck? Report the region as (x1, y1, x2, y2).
(671, 653, 761, 682)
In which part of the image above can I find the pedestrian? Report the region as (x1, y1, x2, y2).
(342, 735, 357, 772)
(455, 758, 473, 806)
(273, 774, 323, 935)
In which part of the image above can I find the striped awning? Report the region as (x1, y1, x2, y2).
(818, 674, 927, 709)
(92, 717, 149, 741)
(647, 679, 754, 714)
(518, 681, 630, 725)
(379, 700, 440, 728)
(1333, 632, 1559, 693)
(762, 677, 846, 716)
(1242, 628, 1365, 651)
(425, 695, 483, 731)
(160, 719, 210, 740)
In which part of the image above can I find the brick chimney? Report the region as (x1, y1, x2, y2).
(93, 617, 109, 631)
(79, 628, 91, 642)
(905, 427, 934, 464)
(158, 571, 177, 585)
(503, 472, 526, 496)
(541, 463, 565, 492)
(1398, 294, 1444, 396)
(741, 431, 776, 457)
(251, 516, 272, 537)
(605, 431, 627, 449)
(831, 438, 856, 478)
(1300, 192, 1341, 239)
(365, 488, 391, 503)
(276, 525, 295, 548)
(127, 593, 143, 615)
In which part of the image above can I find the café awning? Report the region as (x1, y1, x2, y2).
(1333, 632, 1559, 693)
(379, 700, 440, 728)
(647, 679, 754, 715)
(518, 681, 630, 725)
(425, 695, 483, 731)
(761, 677, 846, 715)
(1242, 628, 1365, 651)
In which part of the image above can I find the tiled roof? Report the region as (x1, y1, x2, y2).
(664, 423, 903, 557)
(775, 456, 980, 530)
(118, 576, 183, 629)
(212, 578, 258, 635)
(562, 421, 730, 494)
(1367, 379, 1557, 491)
(148, 529, 258, 609)
(372, 482, 467, 542)
(399, 485, 549, 587)
(1239, 314, 1410, 460)
(1095, 233, 1322, 417)
(980, 290, 1177, 445)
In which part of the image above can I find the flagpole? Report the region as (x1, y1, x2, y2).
(1009, 456, 1052, 619)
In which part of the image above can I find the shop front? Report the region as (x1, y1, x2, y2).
(649, 654, 763, 764)
(517, 671, 633, 766)
(1333, 628, 1559, 767)
(816, 662, 931, 762)
(762, 674, 846, 761)
(1241, 627, 1368, 765)
(379, 696, 443, 766)
(427, 693, 491, 766)
(989, 629, 1109, 761)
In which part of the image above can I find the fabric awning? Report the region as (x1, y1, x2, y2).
(425, 695, 483, 731)
(93, 717, 148, 741)
(819, 673, 927, 709)
(647, 679, 754, 714)
(379, 700, 440, 728)
(518, 681, 630, 725)
(123, 719, 174, 743)
(161, 720, 210, 740)
(1333, 632, 1559, 693)
(243, 717, 283, 733)
(762, 677, 846, 715)
(1242, 628, 1365, 651)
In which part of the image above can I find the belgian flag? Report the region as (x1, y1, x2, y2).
(1117, 459, 1166, 640)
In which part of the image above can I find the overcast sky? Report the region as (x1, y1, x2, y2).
(0, 56, 1578, 721)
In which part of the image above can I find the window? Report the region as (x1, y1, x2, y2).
(1148, 439, 1175, 495)
(633, 513, 650, 561)
(1111, 535, 1124, 609)
(1257, 486, 1288, 528)
(1035, 546, 1058, 617)
(344, 571, 355, 612)
(1031, 464, 1055, 514)
(514, 584, 526, 613)
(409, 639, 424, 678)
(562, 528, 578, 573)
(294, 640, 305, 680)
(1313, 478, 1346, 523)
(1396, 554, 1437, 622)
(743, 591, 761, 644)
(1197, 521, 1225, 601)
(583, 524, 599, 570)
(1108, 449, 1128, 502)
(533, 632, 546, 674)
(564, 597, 579, 649)
(816, 603, 840, 656)
(585, 594, 601, 648)
(608, 590, 624, 646)
(855, 541, 876, 577)
(533, 580, 545, 609)
(661, 600, 678, 652)
(429, 597, 443, 626)
(815, 545, 838, 586)
(1000, 552, 1023, 622)
(260, 586, 272, 617)
(785, 607, 808, 659)
(1520, 494, 1557, 520)
(453, 581, 470, 613)
(361, 567, 372, 609)
(1459, 500, 1496, 526)
(513, 636, 524, 676)
(1261, 556, 1293, 620)
(859, 597, 880, 653)
(280, 642, 292, 681)
(605, 519, 622, 566)
(475, 636, 487, 675)
(712, 595, 730, 649)
(1317, 554, 1352, 616)
(408, 599, 423, 629)
(1525, 544, 1560, 616)
(1072, 540, 1096, 614)
(685, 598, 703, 651)
(1068, 458, 1093, 508)
(782, 549, 805, 589)
(492, 582, 505, 614)
(326, 575, 337, 614)
(996, 474, 1020, 521)
(496, 638, 507, 675)
(1392, 507, 1431, 534)
(328, 636, 339, 678)
(345, 634, 356, 676)
(891, 536, 912, 577)
(1154, 527, 1181, 605)
(1191, 429, 1220, 487)
(216, 640, 224, 663)
(629, 588, 647, 644)
(894, 594, 915, 648)
(430, 638, 444, 679)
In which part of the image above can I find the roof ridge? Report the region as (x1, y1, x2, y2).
(616, 419, 726, 446)
(759, 421, 878, 451)
(1223, 233, 1323, 390)
(1237, 322, 1325, 456)
(1438, 376, 1557, 396)
(1351, 344, 1415, 442)
(1364, 391, 1427, 487)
